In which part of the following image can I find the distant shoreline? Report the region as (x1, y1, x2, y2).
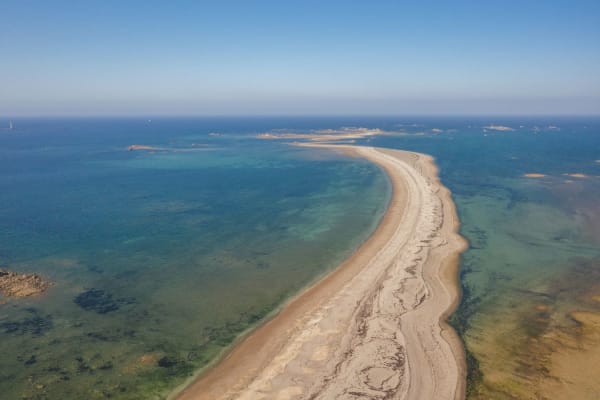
(173, 145, 467, 400)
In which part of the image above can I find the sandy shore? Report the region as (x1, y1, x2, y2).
(174, 145, 467, 400)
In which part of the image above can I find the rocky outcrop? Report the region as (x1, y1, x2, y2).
(127, 144, 158, 151)
(0, 269, 51, 298)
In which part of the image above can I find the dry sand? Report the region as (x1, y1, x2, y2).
(174, 145, 467, 400)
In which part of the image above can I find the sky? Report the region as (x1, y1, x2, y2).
(1, 0, 599, 116)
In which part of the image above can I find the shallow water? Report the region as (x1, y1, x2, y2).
(368, 117, 600, 399)
(1, 117, 599, 399)
(0, 119, 390, 399)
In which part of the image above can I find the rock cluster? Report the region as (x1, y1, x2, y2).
(0, 269, 51, 298)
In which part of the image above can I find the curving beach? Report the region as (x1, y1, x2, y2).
(175, 145, 467, 400)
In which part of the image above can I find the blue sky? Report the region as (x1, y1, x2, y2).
(1, 0, 599, 115)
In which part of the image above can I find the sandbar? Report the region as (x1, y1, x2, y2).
(562, 173, 589, 178)
(128, 144, 159, 151)
(483, 125, 514, 132)
(174, 145, 467, 400)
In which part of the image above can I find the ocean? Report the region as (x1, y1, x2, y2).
(1, 117, 599, 399)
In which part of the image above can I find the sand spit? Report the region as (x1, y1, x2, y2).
(175, 145, 467, 400)
(524, 173, 546, 178)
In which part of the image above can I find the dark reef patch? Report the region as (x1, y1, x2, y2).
(0, 308, 53, 336)
(87, 328, 136, 342)
(74, 288, 135, 314)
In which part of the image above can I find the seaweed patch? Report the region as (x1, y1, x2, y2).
(1, 308, 53, 336)
(74, 289, 135, 314)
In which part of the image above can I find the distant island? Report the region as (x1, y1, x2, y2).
(483, 125, 515, 132)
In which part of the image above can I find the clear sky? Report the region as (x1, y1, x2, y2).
(1, 0, 599, 116)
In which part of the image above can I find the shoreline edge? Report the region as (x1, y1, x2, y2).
(173, 145, 468, 400)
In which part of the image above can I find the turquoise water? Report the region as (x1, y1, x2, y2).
(367, 117, 600, 398)
(0, 119, 390, 399)
(1, 117, 599, 399)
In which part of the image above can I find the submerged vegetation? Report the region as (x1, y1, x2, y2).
(449, 259, 484, 396)
(1, 308, 53, 336)
(74, 289, 135, 314)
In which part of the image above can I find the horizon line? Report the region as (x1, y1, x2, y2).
(2, 113, 600, 119)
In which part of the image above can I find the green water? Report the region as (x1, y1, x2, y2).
(370, 117, 600, 398)
(0, 119, 390, 399)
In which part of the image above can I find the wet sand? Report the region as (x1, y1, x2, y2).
(174, 145, 467, 400)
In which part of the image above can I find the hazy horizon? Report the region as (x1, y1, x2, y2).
(3, 98, 600, 118)
(1, 1, 599, 116)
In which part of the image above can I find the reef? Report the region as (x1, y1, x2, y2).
(1, 308, 53, 336)
(74, 288, 135, 314)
